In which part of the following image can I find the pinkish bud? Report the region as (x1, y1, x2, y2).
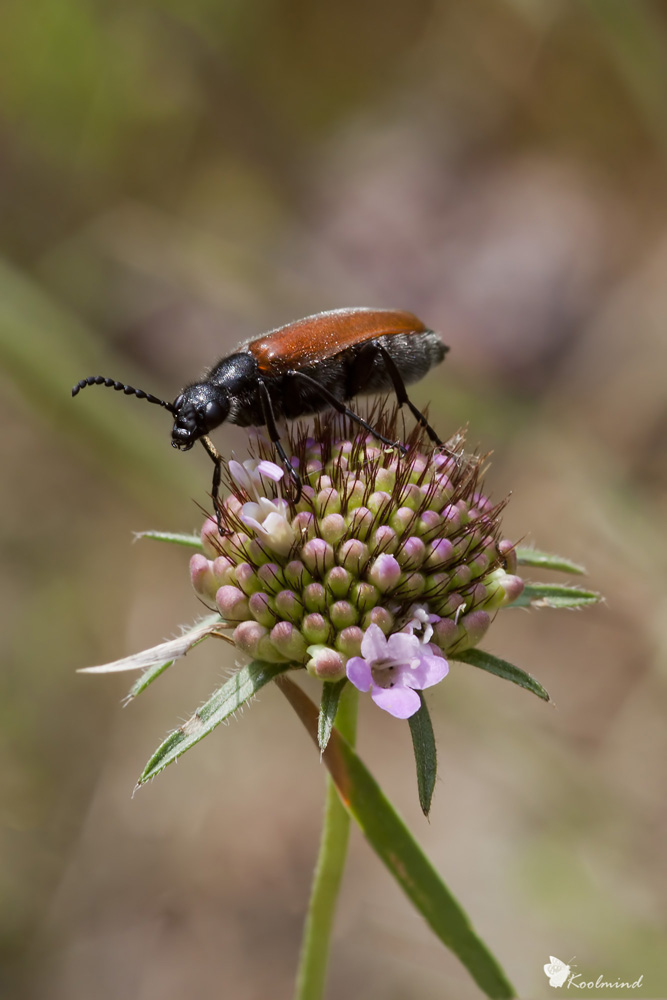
(248, 591, 275, 627)
(257, 562, 285, 594)
(348, 506, 373, 540)
(361, 606, 394, 634)
(190, 554, 218, 601)
(457, 610, 491, 649)
(316, 487, 341, 516)
(330, 601, 358, 629)
(270, 621, 307, 661)
(303, 582, 326, 612)
(369, 553, 401, 592)
(216, 585, 250, 622)
(351, 581, 379, 612)
(201, 518, 221, 558)
(234, 562, 262, 596)
(397, 537, 426, 570)
(337, 539, 369, 575)
(498, 539, 518, 574)
(320, 513, 346, 545)
(325, 566, 352, 598)
(371, 525, 398, 553)
(305, 645, 346, 681)
(302, 613, 331, 644)
(284, 560, 312, 590)
(233, 620, 268, 657)
(274, 590, 302, 623)
(335, 626, 363, 657)
(302, 539, 335, 575)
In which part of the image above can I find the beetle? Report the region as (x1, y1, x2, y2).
(72, 307, 448, 517)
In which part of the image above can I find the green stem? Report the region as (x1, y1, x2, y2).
(294, 683, 358, 1000)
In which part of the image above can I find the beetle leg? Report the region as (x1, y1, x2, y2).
(200, 435, 224, 533)
(376, 345, 443, 445)
(256, 380, 303, 502)
(285, 370, 405, 451)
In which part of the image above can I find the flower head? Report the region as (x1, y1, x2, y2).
(189, 409, 525, 717)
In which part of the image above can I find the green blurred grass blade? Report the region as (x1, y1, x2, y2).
(0, 257, 190, 509)
(455, 649, 550, 702)
(521, 582, 602, 608)
(408, 693, 437, 817)
(318, 679, 347, 752)
(515, 547, 585, 575)
(135, 530, 204, 549)
(277, 676, 516, 999)
(583, 0, 667, 153)
(138, 660, 292, 784)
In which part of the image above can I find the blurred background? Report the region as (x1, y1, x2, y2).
(1, 1, 666, 997)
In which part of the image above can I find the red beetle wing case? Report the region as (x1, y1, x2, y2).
(247, 307, 428, 374)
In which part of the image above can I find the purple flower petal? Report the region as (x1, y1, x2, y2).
(346, 656, 373, 692)
(384, 630, 422, 662)
(359, 623, 389, 661)
(371, 685, 421, 719)
(406, 651, 449, 689)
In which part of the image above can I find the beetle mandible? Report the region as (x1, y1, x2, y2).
(72, 307, 448, 520)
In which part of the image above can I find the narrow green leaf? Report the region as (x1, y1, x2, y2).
(135, 530, 204, 549)
(318, 679, 347, 752)
(455, 648, 550, 702)
(138, 660, 292, 784)
(515, 547, 585, 575)
(124, 616, 226, 702)
(408, 694, 437, 817)
(277, 676, 516, 999)
(125, 659, 174, 702)
(521, 582, 602, 609)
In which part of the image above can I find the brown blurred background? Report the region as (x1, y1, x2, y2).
(1, 1, 666, 998)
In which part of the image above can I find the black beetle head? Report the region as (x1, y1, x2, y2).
(170, 384, 230, 451)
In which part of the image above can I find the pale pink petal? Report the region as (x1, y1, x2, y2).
(346, 656, 373, 692)
(371, 685, 421, 719)
(406, 652, 449, 690)
(359, 623, 388, 661)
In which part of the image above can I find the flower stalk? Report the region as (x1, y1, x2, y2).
(294, 683, 358, 1000)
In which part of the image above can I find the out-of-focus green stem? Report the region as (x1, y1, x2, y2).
(294, 683, 358, 1000)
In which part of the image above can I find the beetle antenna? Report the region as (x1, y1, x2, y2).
(71, 376, 176, 413)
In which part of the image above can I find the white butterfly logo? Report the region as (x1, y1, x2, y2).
(543, 956, 571, 988)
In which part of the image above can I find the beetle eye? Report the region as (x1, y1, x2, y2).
(173, 393, 184, 412)
(204, 399, 225, 429)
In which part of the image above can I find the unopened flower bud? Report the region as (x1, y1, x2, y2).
(274, 589, 302, 623)
(369, 553, 401, 592)
(216, 585, 250, 622)
(320, 513, 346, 545)
(338, 539, 369, 575)
(397, 537, 426, 570)
(257, 562, 285, 594)
(190, 554, 218, 601)
(326, 566, 352, 598)
(302, 613, 331, 644)
(305, 645, 346, 681)
(330, 600, 358, 629)
(361, 606, 394, 634)
(302, 539, 335, 575)
(235, 562, 262, 596)
(270, 621, 307, 660)
(303, 582, 327, 613)
(335, 626, 364, 657)
(248, 591, 275, 627)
